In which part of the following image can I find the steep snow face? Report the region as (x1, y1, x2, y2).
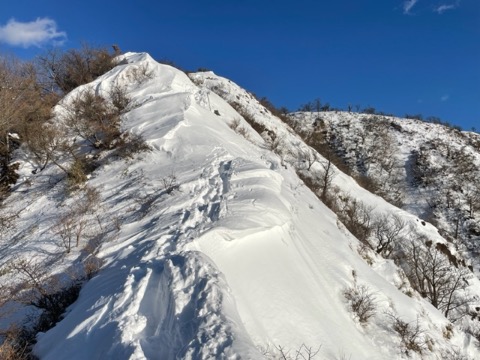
(0, 53, 471, 359)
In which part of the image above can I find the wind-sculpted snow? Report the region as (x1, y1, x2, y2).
(36, 250, 253, 359)
(0, 52, 474, 359)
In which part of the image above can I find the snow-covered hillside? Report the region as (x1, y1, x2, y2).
(288, 111, 480, 273)
(1, 53, 480, 359)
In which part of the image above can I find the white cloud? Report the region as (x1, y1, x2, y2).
(435, 3, 458, 14)
(403, 0, 419, 14)
(0, 18, 67, 48)
(441, 94, 450, 101)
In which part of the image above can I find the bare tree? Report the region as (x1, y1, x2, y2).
(36, 44, 115, 94)
(403, 239, 472, 320)
(54, 186, 101, 253)
(463, 183, 480, 218)
(0, 56, 43, 187)
(319, 156, 335, 202)
(372, 214, 407, 257)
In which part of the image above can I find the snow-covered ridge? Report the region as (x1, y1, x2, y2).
(1, 53, 479, 359)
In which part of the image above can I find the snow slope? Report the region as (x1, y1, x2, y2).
(1, 53, 478, 359)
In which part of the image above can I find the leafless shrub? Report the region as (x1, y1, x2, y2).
(267, 134, 285, 154)
(82, 255, 104, 280)
(464, 320, 480, 348)
(441, 347, 473, 360)
(23, 120, 63, 173)
(2, 257, 85, 358)
(387, 313, 427, 355)
(115, 132, 151, 159)
(228, 101, 268, 136)
(236, 126, 250, 139)
(343, 283, 377, 324)
(128, 62, 154, 85)
(443, 323, 454, 339)
(355, 174, 380, 193)
(63, 89, 121, 149)
(297, 172, 321, 195)
(335, 352, 352, 360)
(161, 173, 178, 194)
(229, 118, 242, 131)
(54, 186, 101, 253)
(229, 118, 250, 138)
(337, 195, 375, 246)
(66, 156, 91, 189)
(109, 83, 132, 114)
(0, 208, 16, 239)
(7, 259, 76, 319)
(261, 343, 321, 360)
(318, 157, 335, 203)
(56, 211, 86, 254)
(0, 325, 30, 360)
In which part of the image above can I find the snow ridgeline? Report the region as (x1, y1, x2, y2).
(1, 52, 477, 359)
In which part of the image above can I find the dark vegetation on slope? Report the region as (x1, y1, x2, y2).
(0, 44, 153, 359)
(297, 98, 472, 132)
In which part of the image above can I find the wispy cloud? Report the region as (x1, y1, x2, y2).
(0, 18, 67, 48)
(403, 0, 419, 14)
(441, 94, 450, 101)
(435, 2, 459, 14)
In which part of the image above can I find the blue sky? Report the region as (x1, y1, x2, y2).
(0, 0, 478, 130)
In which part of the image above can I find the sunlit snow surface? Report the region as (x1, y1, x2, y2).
(4, 53, 472, 359)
